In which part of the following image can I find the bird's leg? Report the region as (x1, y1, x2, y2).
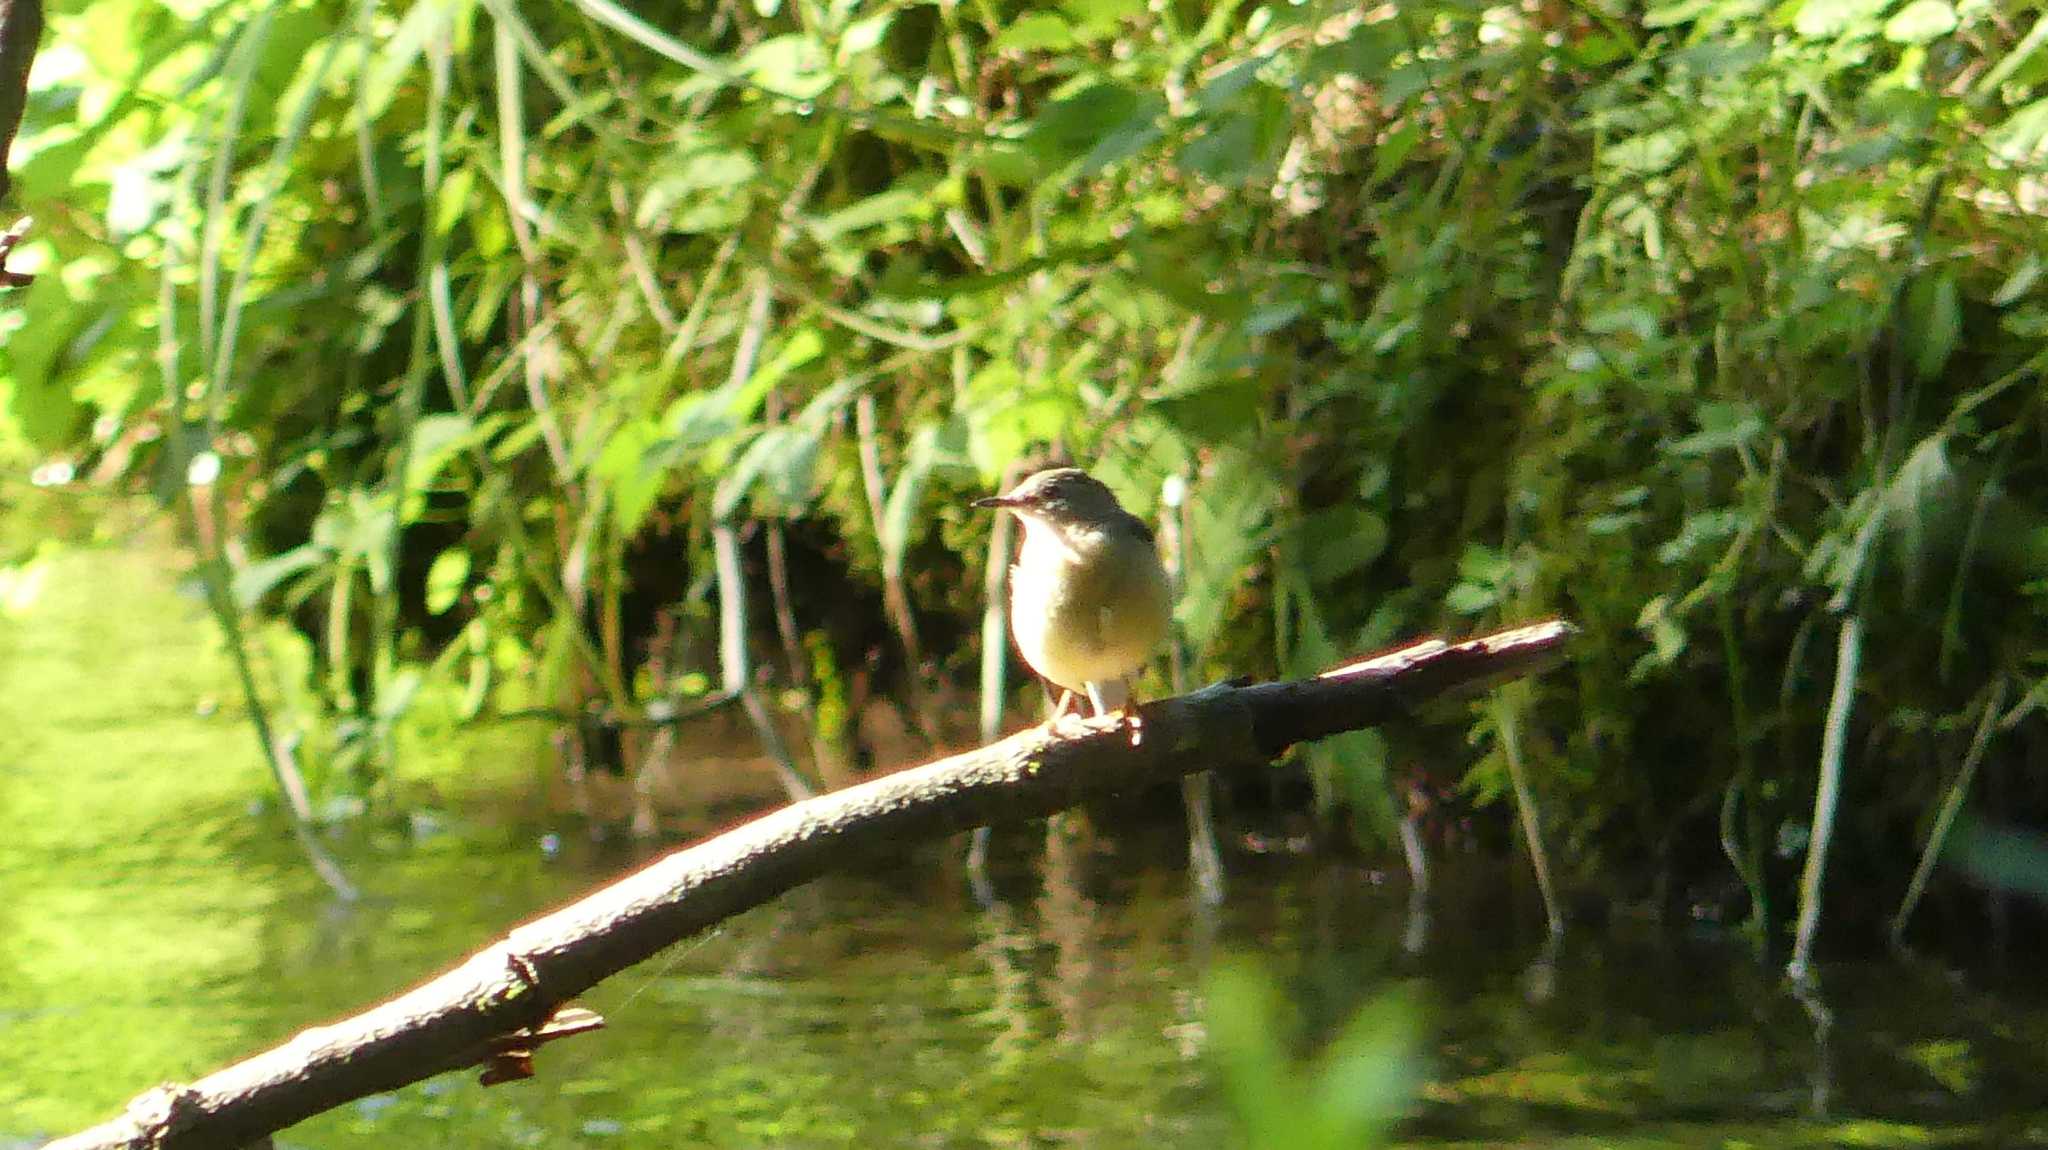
(1084, 680, 1144, 740)
(1048, 688, 1077, 722)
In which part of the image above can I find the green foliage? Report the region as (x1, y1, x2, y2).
(1205, 958, 1418, 1149)
(6, 0, 2047, 907)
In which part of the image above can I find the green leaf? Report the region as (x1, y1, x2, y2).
(835, 12, 892, 63)
(637, 146, 760, 232)
(994, 13, 1076, 52)
(1883, 0, 1955, 42)
(1027, 83, 1161, 167)
(1665, 402, 1762, 457)
(1792, 0, 1892, 39)
(1305, 19, 1404, 81)
(1991, 255, 2041, 308)
(407, 413, 477, 493)
(1150, 376, 1261, 443)
(1989, 98, 2048, 166)
(1606, 128, 1687, 174)
(880, 416, 970, 577)
(595, 417, 670, 535)
(1302, 507, 1389, 584)
(233, 544, 330, 609)
(742, 34, 834, 99)
(425, 547, 470, 614)
(1060, 0, 1142, 35)
(1909, 272, 1961, 381)
(807, 178, 940, 243)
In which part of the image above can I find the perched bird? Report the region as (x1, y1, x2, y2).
(974, 467, 1171, 717)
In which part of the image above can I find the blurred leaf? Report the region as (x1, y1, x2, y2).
(1150, 376, 1261, 443)
(1302, 507, 1388, 585)
(1656, 508, 1746, 564)
(1991, 255, 2040, 308)
(596, 418, 669, 535)
(1988, 98, 2048, 166)
(835, 12, 892, 63)
(994, 13, 1075, 52)
(425, 547, 470, 615)
(637, 146, 760, 232)
(1951, 817, 2048, 902)
(406, 414, 477, 496)
(1665, 402, 1762, 456)
(743, 34, 834, 99)
(1908, 272, 1961, 380)
(1027, 83, 1164, 170)
(233, 544, 330, 609)
(1793, 0, 1891, 38)
(1306, 19, 1404, 81)
(1883, 0, 1955, 43)
(880, 415, 970, 577)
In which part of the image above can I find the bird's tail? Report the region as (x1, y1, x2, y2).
(1083, 679, 1129, 715)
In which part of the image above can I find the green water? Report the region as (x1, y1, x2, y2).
(6, 510, 2048, 1148)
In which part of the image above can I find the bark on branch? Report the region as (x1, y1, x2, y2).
(44, 620, 1572, 1150)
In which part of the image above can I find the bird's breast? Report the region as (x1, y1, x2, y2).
(1007, 525, 1169, 692)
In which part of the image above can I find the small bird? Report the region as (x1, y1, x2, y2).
(974, 467, 1171, 717)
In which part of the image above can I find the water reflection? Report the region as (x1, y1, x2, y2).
(12, 816, 2048, 1148)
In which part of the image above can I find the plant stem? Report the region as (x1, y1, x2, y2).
(1892, 677, 2005, 947)
(1788, 613, 1864, 984)
(1497, 689, 1563, 935)
(1162, 470, 1224, 905)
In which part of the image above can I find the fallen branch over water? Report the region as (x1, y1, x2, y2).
(45, 619, 1571, 1150)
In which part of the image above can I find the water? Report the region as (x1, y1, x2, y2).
(7, 514, 2048, 1148)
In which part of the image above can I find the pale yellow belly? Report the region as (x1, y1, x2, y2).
(1008, 531, 1170, 693)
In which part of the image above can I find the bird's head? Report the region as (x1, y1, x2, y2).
(972, 467, 1129, 529)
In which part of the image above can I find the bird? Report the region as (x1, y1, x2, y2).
(973, 467, 1171, 719)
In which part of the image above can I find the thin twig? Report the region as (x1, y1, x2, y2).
(1892, 677, 2006, 947)
(1788, 614, 1864, 984)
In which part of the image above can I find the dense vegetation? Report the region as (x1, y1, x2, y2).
(3, 0, 2045, 946)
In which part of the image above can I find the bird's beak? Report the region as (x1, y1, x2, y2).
(973, 495, 1019, 510)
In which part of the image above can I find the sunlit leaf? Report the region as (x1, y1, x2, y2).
(233, 544, 330, 608)
(742, 34, 834, 100)
(994, 13, 1076, 52)
(425, 547, 470, 614)
(1792, 0, 1891, 39)
(1883, 0, 1955, 42)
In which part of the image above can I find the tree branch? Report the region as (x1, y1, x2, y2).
(44, 620, 1571, 1150)
(0, 0, 38, 205)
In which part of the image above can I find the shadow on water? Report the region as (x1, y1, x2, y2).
(7, 512, 2048, 1148)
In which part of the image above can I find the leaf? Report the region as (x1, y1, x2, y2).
(1027, 83, 1161, 167)
(1606, 128, 1687, 175)
(807, 179, 940, 243)
(595, 417, 670, 535)
(637, 146, 760, 231)
(880, 416, 970, 577)
(1305, 19, 1404, 81)
(1301, 507, 1388, 584)
(1150, 376, 1261, 443)
(835, 12, 892, 63)
(712, 425, 825, 519)
(1664, 402, 1762, 456)
(1792, 0, 1891, 39)
(742, 34, 834, 100)
(407, 413, 477, 493)
(1909, 272, 1961, 381)
(1991, 255, 2040, 308)
(1989, 98, 2048, 167)
(1883, 0, 1955, 42)
(994, 13, 1075, 52)
(425, 547, 470, 614)
(1656, 508, 1747, 564)
(233, 544, 330, 609)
